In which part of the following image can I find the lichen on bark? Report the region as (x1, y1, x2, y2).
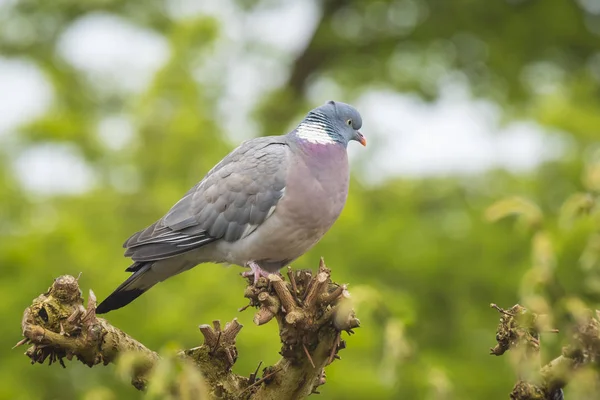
(17, 259, 358, 399)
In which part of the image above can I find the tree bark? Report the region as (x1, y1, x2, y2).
(17, 259, 359, 399)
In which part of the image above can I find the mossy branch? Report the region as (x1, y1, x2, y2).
(489, 304, 600, 400)
(16, 259, 358, 399)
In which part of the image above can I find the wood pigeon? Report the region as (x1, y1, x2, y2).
(96, 101, 365, 313)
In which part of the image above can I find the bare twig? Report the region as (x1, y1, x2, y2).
(490, 303, 516, 316)
(304, 272, 328, 308)
(237, 367, 283, 398)
(302, 343, 316, 369)
(287, 266, 299, 301)
(320, 284, 346, 305)
(249, 361, 263, 384)
(327, 332, 341, 365)
(269, 274, 298, 315)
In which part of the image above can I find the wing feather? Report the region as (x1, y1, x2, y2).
(123, 138, 289, 263)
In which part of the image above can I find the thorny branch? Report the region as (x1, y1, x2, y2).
(490, 303, 600, 400)
(16, 258, 359, 399)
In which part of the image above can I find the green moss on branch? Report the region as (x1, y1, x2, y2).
(17, 260, 358, 399)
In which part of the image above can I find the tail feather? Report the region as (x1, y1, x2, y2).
(96, 263, 157, 314)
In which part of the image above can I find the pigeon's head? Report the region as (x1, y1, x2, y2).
(297, 101, 366, 147)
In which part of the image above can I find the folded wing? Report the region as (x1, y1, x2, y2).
(123, 138, 289, 263)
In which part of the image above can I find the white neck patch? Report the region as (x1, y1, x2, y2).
(296, 122, 337, 145)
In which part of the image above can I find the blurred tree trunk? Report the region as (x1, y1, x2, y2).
(490, 304, 600, 400)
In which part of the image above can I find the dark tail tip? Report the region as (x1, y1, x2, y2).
(96, 262, 155, 314)
(96, 288, 145, 314)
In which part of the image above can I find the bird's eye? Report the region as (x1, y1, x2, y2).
(346, 119, 352, 126)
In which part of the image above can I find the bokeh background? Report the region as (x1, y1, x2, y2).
(1, 0, 600, 398)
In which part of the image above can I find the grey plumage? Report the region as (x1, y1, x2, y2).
(123, 138, 287, 261)
(96, 101, 365, 314)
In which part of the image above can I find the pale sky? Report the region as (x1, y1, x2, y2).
(0, 0, 566, 195)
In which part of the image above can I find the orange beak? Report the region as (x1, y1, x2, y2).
(356, 131, 367, 146)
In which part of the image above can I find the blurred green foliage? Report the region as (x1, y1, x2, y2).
(1, 0, 599, 399)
